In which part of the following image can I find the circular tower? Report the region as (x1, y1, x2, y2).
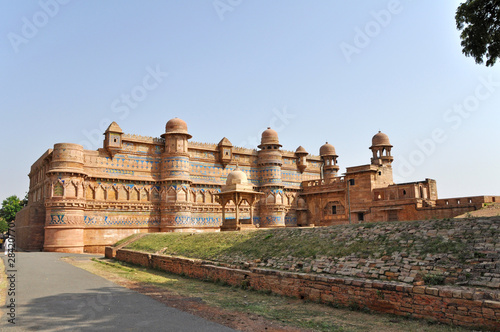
(370, 131, 394, 186)
(370, 131, 393, 166)
(257, 127, 283, 186)
(44, 143, 86, 253)
(320, 142, 339, 182)
(257, 128, 286, 227)
(160, 118, 193, 231)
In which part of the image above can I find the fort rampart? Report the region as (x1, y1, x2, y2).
(109, 248, 500, 329)
(19, 118, 498, 254)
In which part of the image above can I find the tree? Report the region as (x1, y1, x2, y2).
(0, 195, 24, 224)
(0, 217, 8, 233)
(456, 0, 500, 66)
(21, 193, 28, 207)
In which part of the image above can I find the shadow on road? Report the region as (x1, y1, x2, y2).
(19, 286, 165, 331)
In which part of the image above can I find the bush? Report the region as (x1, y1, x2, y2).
(423, 274, 445, 285)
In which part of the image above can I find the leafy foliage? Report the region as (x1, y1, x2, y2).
(456, 0, 500, 66)
(423, 274, 446, 285)
(0, 195, 25, 226)
(0, 217, 8, 233)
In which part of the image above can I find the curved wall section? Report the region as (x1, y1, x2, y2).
(49, 143, 85, 174)
(44, 207, 85, 253)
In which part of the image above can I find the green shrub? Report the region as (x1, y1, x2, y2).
(423, 274, 445, 285)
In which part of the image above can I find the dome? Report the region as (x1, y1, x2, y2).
(295, 146, 308, 155)
(319, 142, 337, 156)
(226, 166, 248, 185)
(165, 117, 192, 138)
(260, 127, 281, 146)
(371, 131, 392, 147)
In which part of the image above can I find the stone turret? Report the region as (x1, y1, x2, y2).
(295, 146, 308, 173)
(44, 143, 86, 253)
(104, 122, 123, 158)
(161, 117, 192, 182)
(370, 131, 394, 186)
(218, 137, 233, 169)
(257, 127, 283, 187)
(257, 128, 286, 227)
(160, 117, 193, 231)
(370, 131, 393, 166)
(320, 142, 339, 182)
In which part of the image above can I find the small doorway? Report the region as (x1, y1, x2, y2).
(357, 212, 364, 222)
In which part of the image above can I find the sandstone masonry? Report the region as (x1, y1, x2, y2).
(109, 248, 500, 330)
(16, 118, 499, 253)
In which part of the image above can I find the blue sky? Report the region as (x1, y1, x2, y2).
(1, 0, 499, 200)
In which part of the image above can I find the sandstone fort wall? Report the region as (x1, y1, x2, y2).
(112, 248, 500, 329)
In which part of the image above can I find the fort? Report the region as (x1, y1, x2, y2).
(15, 117, 499, 253)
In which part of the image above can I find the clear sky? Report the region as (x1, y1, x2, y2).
(1, 0, 499, 201)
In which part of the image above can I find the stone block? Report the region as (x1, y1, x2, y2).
(413, 286, 426, 294)
(484, 300, 500, 309)
(425, 287, 439, 296)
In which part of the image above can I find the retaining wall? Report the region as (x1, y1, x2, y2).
(112, 248, 500, 330)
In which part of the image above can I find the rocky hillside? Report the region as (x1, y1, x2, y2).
(122, 217, 500, 289)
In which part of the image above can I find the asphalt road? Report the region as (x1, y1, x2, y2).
(0, 252, 236, 332)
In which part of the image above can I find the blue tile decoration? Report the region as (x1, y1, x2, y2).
(285, 215, 297, 226)
(262, 215, 283, 227)
(84, 215, 160, 226)
(104, 169, 134, 176)
(46, 137, 322, 235)
(49, 214, 65, 225)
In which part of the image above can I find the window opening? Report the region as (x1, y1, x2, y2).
(358, 212, 364, 222)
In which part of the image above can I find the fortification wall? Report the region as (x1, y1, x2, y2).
(112, 249, 500, 329)
(148, 218, 498, 289)
(14, 203, 45, 251)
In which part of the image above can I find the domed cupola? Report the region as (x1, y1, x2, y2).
(371, 131, 392, 148)
(320, 142, 337, 157)
(216, 165, 264, 231)
(258, 127, 282, 149)
(370, 131, 393, 165)
(295, 146, 308, 173)
(319, 142, 339, 180)
(164, 117, 192, 138)
(226, 166, 248, 186)
(161, 117, 192, 155)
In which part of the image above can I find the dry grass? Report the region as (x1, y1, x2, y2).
(67, 257, 472, 332)
(122, 218, 486, 265)
(0, 258, 6, 306)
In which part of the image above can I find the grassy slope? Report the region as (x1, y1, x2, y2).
(122, 218, 498, 264)
(69, 258, 470, 332)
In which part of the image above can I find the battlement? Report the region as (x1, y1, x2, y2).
(123, 134, 164, 144)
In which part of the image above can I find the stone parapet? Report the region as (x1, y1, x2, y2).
(114, 248, 500, 330)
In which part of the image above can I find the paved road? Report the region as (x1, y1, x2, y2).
(0, 252, 236, 332)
